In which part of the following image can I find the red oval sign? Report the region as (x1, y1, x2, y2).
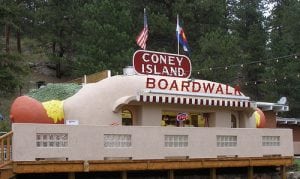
(133, 50, 191, 78)
(176, 113, 188, 121)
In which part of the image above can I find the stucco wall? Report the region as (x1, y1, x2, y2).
(12, 123, 294, 161)
(215, 111, 231, 128)
(140, 104, 161, 126)
(247, 112, 257, 128)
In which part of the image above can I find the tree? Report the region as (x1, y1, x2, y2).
(266, 0, 300, 117)
(35, 0, 88, 78)
(229, 0, 268, 100)
(170, 0, 243, 86)
(0, 53, 28, 95)
(192, 30, 242, 85)
(0, 0, 28, 95)
(73, 0, 134, 76)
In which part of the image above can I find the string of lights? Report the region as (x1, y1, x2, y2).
(192, 53, 299, 72)
(213, 74, 300, 86)
(241, 75, 300, 86)
(187, 53, 300, 86)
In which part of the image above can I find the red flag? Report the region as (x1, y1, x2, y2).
(136, 8, 148, 49)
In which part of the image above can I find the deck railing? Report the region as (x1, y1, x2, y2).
(0, 131, 13, 167)
(11, 124, 294, 161)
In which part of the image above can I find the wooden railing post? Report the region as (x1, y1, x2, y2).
(0, 131, 13, 167)
(1, 138, 4, 163)
(7, 135, 11, 161)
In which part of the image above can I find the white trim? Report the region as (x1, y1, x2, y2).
(162, 97, 166, 103)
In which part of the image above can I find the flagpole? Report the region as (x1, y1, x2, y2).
(144, 8, 146, 50)
(177, 14, 179, 55)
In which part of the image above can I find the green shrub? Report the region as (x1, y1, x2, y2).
(27, 83, 82, 102)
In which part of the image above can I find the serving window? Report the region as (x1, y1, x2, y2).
(161, 111, 209, 127)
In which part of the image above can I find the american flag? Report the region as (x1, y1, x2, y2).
(136, 8, 148, 49)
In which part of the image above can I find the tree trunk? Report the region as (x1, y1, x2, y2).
(52, 41, 61, 79)
(56, 29, 64, 79)
(52, 42, 56, 54)
(5, 23, 11, 54)
(16, 30, 21, 54)
(56, 62, 61, 78)
(56, 44, 64, 78)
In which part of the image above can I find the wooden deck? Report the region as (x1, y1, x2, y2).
(0, 156, 290, 179)
(11, 156, 293, 173)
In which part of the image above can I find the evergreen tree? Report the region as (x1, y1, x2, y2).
(171, 0, 243, 86)
(267, 0, 300, 117)
(0, 0, 28, 95)
(0, 53, 28, 95)
(73, 0, 134, 76)
(35, 0, 88, 78)
(230, 0, 268, 100)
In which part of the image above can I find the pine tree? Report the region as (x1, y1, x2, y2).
(230, 0, 268, 100)
(267, 0, 300, 117)
(73, 0, 134, 76)
(0, 0, 28, 94)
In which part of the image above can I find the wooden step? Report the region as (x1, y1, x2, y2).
(0, 165, 14, 179)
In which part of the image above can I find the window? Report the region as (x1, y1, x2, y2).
(165, 135, 188, 147)
(122, 109, 132, 125)
(193, 114, 209, 127)
(231, 114, 237, 128)
(104, 134, 131, 148)
(36, 133, 68, 148)
(262, 136, 280, 146)
(217, 135, 237, 147)
(161, 112, 178, 126)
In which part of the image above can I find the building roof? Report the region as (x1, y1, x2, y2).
(277, 117, 300, 125)
(256, 101, 289, 112)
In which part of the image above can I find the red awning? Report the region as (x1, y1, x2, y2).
(137, 89, 252, 108)
(137, 94, 251, 108)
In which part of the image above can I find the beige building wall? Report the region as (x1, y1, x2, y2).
(215, 111, 231, 128)
(209, 113, 216, 127)
(140, 104, 162, 126)
(239, 111, 257, 128)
